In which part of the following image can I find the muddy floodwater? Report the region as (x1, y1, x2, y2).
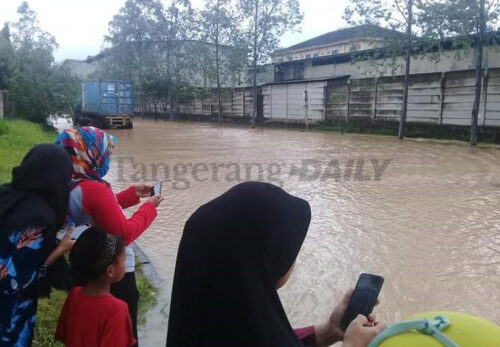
(101, 119, 500, 345)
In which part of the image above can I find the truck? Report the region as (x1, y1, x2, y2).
(74, 80, 134, 129)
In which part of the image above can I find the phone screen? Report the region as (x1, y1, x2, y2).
(340, 273, 384, 331)
(151, 181, 162, 196)
(56, 224, 91, 241)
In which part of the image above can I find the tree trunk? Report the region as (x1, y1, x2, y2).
(216, 0, 222, 126)
(399, 0, 413, 140)
(251, 0, 259, 129)
(169, 94, 174, 121)
(140, 89, 145, 119)
(470, 0, 485, 146)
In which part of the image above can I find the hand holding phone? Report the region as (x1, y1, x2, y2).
(56, 223, 91, 241)
(340, 273, 384, 331)
(150, 181, 162, 197)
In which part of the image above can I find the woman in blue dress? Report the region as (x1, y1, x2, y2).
(0, 144, 74, 346)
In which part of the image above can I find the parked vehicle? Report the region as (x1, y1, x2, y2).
(74, 80, 134, 129)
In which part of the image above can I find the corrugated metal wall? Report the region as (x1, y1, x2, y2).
(262, 81, 326, 122)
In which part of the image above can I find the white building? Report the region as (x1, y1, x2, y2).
(267, 24, 500, 83)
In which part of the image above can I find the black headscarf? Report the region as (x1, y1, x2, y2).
(166, 182, 312, 347)
(0, 144, 73, 295)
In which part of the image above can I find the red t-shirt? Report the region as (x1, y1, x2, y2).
(55, 287, 136, 347)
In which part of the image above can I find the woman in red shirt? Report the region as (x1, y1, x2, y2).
(56, 127, 163, 345)
(56, 227, 135, 347)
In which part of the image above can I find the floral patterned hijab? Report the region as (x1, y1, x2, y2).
(56, 127, 116, 182)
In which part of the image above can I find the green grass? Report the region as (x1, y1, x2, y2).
(0, 119, 57, 183)
(0, 119, 158, 346)
(136, 260, 158, 326)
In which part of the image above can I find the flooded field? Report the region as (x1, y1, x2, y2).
(100, 119, 500, 345)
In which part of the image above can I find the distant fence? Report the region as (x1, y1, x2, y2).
(139, 67, 500, 127)
(138, 87, 256, 119)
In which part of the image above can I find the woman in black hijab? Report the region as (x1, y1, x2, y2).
(0, 144, 75, 346)
(166, 182, 385, 347)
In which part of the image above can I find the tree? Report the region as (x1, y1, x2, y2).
(237, 0, 303, 128)
(345, 0, 418, 139)
(418, 0, 500, 145)
(200, 0, 239, 125)
(5, 2, 79, 122)
(160, 0, 199, 120)
(103, 0, 166, 116)
(0, 24, 15, 90)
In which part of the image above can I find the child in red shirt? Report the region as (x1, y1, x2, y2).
(56, 227, 136, 347)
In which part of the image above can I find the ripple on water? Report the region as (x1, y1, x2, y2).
(105, 120, 500, 343)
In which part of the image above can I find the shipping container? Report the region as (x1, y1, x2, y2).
(77, 80, 134, 129)
(82, 80, 134, 115)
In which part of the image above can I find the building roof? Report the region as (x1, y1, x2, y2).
(276, 24, 404, 54)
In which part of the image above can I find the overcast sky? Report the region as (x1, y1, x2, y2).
(0, 0, 350, 62)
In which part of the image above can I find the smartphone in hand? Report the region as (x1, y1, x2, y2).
(340, 273, 384, 331)
(150, 181, 163, 197)
(56, 223, 91, 241)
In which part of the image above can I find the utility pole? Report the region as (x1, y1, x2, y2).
(251, 0, 259, 129)
(471, 0, 486, 146)
(304, 89, 309, 131)
(399, 0, 413, 140)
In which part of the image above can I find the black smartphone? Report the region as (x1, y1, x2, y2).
(340, 273, 384, 331)
(150, 181, 162, 196)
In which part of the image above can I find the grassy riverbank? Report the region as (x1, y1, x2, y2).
(0, 119, 157, 346)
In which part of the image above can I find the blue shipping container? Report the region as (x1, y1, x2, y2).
(82, 80, 134, 115)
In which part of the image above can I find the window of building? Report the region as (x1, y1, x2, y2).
(313, 53, 319, 57)
(331, 49, 339, 55)
(306, 53, 311, 59)
(287, 56, 293, 61)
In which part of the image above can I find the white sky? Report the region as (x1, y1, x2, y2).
(0, 0, 350, 62)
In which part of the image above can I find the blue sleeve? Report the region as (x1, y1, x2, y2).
(0, 226, 46, 295)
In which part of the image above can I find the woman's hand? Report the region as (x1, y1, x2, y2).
(148, 195, 164, 207)
(135, 184, 154, 198)
(45, 228, 75, 267)
(343, 315, 386, 347)
(314, 289, 353, 345)
(57, 227, 76, 254)
(315, 289, 380, 346)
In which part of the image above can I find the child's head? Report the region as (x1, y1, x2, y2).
(70, 227, 125, 286)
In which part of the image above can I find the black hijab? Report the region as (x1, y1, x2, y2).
(0, 144, 72, 295)
(166, 182, 311, 347)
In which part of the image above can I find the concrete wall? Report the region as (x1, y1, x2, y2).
(326, 68, 500, 127)
(160, 66, 500, 128)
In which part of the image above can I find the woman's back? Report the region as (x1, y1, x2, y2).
(166, 182, 311, 347)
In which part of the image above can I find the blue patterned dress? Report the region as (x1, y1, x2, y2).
(0, 226, 47, 346)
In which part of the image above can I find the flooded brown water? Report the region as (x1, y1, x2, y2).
(103, 119, 500, 345)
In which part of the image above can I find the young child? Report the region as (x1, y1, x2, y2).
(55, 227, 136, 347)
